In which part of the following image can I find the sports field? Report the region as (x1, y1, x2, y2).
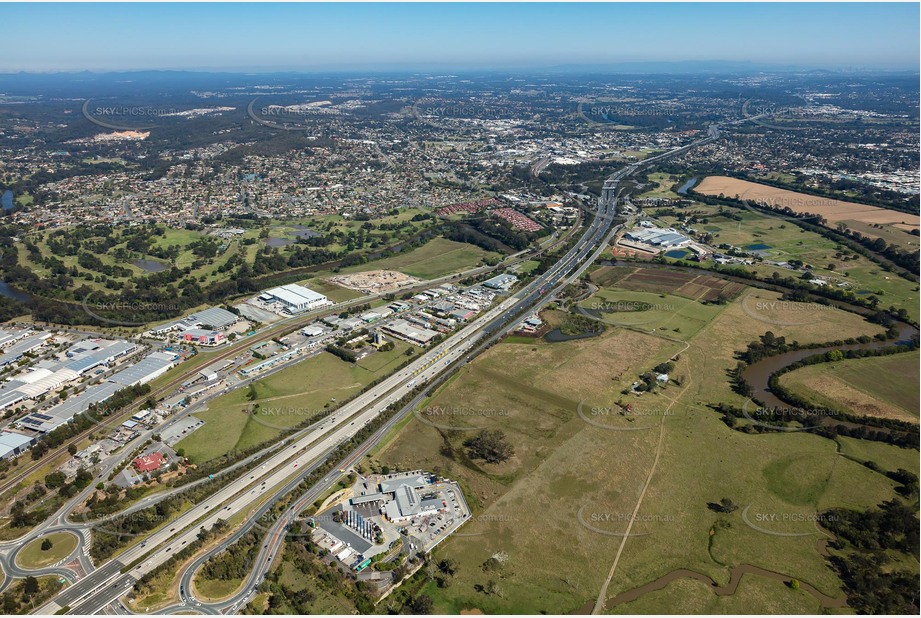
(778, 351, 919, 424)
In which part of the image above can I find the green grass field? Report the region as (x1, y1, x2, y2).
(576, 288, 726, 341)
(638, 172, 681, 199)
(371, 277, 904, 614)
(778, 351, 919, 423)
(194, 577, 240, 601)
(608, 573, 823, 614)
(15, 531, 79, 569)
(338, 237, 500, 280)
(294, 276, 364, 303)
(175, 342, 412, 463)
(271, 560, 356, 613)
(835, 435, 919, 474)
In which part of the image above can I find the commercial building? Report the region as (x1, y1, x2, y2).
(149, 306, 239, 336)
(0, 328, 31, 349)
(300, 325, 326, 338)
(63, 340, 138, 375)
(260, 284, 330, 314)
(133, 452, 166, 473)
(109, 351, 177, 386)
(482, 273, 519, 291)
(381, 319, 439, 346)
(180, 328, 226, 346)
(0, 332, 53, 367)
(348, 472, 446, 523)
(186, 307, 238, 330)
(624, 226, 691, 249)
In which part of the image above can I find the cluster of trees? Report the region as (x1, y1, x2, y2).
(821, 500, 919, 614)
(11, 468, 94, 528)
(132, 519, 227, 600)
(199, 528, 261, 582)
(559, 313, 605, 337)
(326, 344, 358, 363)
(464, 430, 514, 464)
(0, 575, 61, 614)
(255, 541, 373, 614)
(830, 224, 920, 275)
(445, 215, 539, 254)
(709, 402, 918, 449)
(862, 462, 919, 498)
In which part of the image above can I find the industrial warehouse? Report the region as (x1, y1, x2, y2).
(15, 348, 178, 434)
(259, 283, 332, 314)
(622, 225, 692, 249)
(147, 306, 242, 346)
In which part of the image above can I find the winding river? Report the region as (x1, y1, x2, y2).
(741, 321, 918, 412)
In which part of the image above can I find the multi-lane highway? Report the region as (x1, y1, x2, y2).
(0, 229, 574, 506)
(31, 122, 725, 615)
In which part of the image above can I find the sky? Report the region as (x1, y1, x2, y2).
(0, 2, 918, 73)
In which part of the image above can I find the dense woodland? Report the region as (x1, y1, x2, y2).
(821, 500, 919, 614)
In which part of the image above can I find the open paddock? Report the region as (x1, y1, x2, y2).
(695, 176, 919, 233)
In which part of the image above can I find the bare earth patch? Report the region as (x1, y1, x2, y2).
(327, 269, 422, 294)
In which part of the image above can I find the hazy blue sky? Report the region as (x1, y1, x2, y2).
(1, 2, 918, 72)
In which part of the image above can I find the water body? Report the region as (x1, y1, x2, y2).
(0, 280, 31, 302)
(742, 321, 919, 412)
(132, 259, 169, 273)
(676, 177, 698, 195)
(292, 225, 320, 239)
(1, 190, 13, 211)
(265, 237, 292, 248)
(543, 328, 603, 343)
